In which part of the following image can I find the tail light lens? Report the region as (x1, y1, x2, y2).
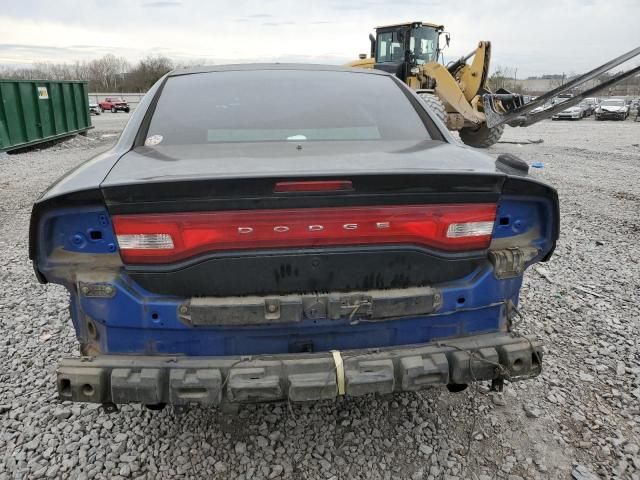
(113, 204, 496, 264)
(116, 233, 174, 250)
(446, 221, 494, 238)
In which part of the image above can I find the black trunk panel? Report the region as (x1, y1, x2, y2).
(126, 246, 486, 297)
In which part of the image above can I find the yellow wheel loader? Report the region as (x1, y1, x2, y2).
(349, 21, 640, 148)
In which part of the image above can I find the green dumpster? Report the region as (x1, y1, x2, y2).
(0, 79, 93, 152)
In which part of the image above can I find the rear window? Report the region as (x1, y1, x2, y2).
(144, 69, 432, 145)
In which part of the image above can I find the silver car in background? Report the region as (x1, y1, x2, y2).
(552, 97, 587, 120)
(88, 98, 101, 116)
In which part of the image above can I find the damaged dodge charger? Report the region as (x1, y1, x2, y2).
(29, 64, 559, 410)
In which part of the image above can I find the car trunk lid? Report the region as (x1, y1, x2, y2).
(101, 140, 505, 214)
(100, 140, 507, 297)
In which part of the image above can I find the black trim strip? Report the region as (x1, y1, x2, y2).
(125, 244, 485, 273)
(133, 77, 168, 149)
(107, 192, 501, 215)
(103, 173, 505, 214)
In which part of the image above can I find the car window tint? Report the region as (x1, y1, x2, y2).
(145, 70, 431, 145)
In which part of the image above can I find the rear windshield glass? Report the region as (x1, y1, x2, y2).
(145, 69, 432, 145)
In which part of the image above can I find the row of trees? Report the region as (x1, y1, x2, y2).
(487, 66, 519, 92)
(4, 55, 638, 96)
(0, 54, 175, 92)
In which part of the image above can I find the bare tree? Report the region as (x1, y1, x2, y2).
(71, 60, 91, 82)
(487, 65, 520, 92)
(87, 54, 130, 90)
(124, 55, 174, 92)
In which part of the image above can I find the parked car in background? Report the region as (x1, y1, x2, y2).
(530, 101, 553, 115)
(531, 96, 568, 116)
(99, 97, 130, 113)
(595, 98, 629, 120)
(552, 100, 587, 120)
(88, 98, 100, 115)
(30, 64, 558, 410)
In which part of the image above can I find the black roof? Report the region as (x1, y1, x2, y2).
(168, 63, 389, 77)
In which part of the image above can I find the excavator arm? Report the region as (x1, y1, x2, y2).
(422, 62, 485, 124)
(448, 41, 491, 102)
(483, 46, 640, 128)
(420, 41, 491, 126)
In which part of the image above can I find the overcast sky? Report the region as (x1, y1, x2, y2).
(1, 0, 639, 77)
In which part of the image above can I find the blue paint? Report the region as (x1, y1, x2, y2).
(88, 304, 504, 356)
(492, 196, 556, 263)
(38, 206, 117, 257)
(75, 266, 519, 356)
(37, 197, 555, 357)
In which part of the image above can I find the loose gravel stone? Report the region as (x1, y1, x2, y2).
(523, 404, 543, 418)
(53, 408, 71, 420)
(1, 115, 639, 480)
(269, 464, 284, 478)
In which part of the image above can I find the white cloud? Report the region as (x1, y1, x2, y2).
(0, 0, 639, 76)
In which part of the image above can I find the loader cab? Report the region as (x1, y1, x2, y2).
(372, 22, 443, 82)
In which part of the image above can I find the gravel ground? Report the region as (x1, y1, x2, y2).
(1, 113, 639, 480)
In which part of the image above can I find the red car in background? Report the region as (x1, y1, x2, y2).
(99, 97, 130, 113)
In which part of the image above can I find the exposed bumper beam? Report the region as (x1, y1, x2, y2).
(57, 332, 543, 406)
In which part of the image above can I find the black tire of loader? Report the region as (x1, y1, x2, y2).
(459, 123, 505, 148)
(418, 93, 447, 124)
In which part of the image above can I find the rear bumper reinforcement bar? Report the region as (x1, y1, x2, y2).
(57, 332, 542, 406)
(179, 286, 442, 326)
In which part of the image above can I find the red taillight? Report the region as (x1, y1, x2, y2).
(274, 180, 353, 192)
(113, 204, 496, 264)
